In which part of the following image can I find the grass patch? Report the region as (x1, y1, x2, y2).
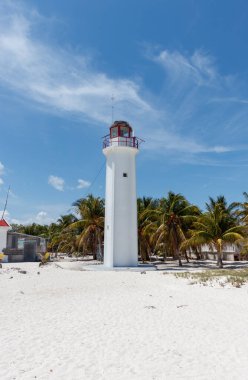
(174, 268, 248, 288)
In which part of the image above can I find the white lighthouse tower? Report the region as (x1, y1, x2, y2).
(103, 121, 142, 267)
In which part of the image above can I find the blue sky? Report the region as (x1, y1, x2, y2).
(1, 0, 248, 224)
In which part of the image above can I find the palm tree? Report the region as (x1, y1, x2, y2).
(155, 192, 199, 266)
(57, 230, 79, 255)
(70, 195, 105, 260)
(235, 192, 248, 224)
(48, 214, 78, 253)
(19, 223, 49, 238)
(57, 214, 78, 229)
(182, 203, 246, 268)
(137, 197, 158, 262)
(206, 195, 238, 224)
(232, 192, 248, 260)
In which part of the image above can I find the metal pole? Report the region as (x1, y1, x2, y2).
(1, 185, 10, 220)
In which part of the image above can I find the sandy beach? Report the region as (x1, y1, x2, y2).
(1, 262, 248, 380)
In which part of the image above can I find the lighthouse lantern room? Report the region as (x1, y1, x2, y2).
(103, 121, 142, 267)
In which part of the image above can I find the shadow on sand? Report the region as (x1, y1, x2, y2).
(155, 260, 248, 272)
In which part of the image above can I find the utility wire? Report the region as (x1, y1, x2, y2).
(67, 161, 106, 214)
(85, 161, 105, 196)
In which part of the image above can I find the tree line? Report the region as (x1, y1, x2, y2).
(13, 192, 248, 268)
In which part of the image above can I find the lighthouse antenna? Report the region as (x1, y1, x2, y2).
(111, 94, 115, 123)
(1, 185, 10, 220)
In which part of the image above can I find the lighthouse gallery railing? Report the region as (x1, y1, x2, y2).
(102, 136, 143, 149)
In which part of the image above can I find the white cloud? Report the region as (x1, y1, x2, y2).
(36, 211, 47, 220)
(0, 3, 150, 124)
(0, 162, 4, 175)
(35, 211, 52, 224)
(0, 2, 241, 160)
(77, 179, 91, 189)
(0, 210, 9, 218)
(145, 128, 232, 155)
(210, 97, 248, 105)
(48, 175, 64, 191)
(0, 162, 4, 186)
(9, 202, 70, 225)
(153, 49, 217, 87)
(10, 211, 53, 225)
(10, 218, 21, 225)
(143, 48, 243, 157)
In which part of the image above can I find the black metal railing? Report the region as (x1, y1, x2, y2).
(103, 135, 144, 149)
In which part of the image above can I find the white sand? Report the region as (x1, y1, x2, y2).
(1, 262, 248, 380)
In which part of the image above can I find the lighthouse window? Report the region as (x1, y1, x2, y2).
(123, 173, 128, 177)
(120, 126, 130, 137)
(111, 127, 118, 138)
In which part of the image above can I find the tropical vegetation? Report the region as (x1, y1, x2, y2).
(13, 192, 248, 268)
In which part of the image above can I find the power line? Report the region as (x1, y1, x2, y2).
(67, 161, 105, 215)
(86, 161, 105, 195)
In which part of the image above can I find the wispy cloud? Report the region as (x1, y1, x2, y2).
(154, 49, 217, 87)
(7, 200, 71, 225)
(146, 48, 248, 160)
(0, 161, 4, 186)
(10, 210, 55, 225)
(0, 162, 4, 176)
(0, 2, 150, 125)
(0, 2, 246, 160)
(0, 209, 9, 219)
(144, 128, 232, 154)
(211, 97, 248, 105)
(35, 211, 52, 224)
(48, 175, 65, 191)
(77, 179, 91, 189)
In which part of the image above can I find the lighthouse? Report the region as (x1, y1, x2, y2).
(103, 121, 142, 267)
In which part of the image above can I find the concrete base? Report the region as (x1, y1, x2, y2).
(84, 264, 157, 272)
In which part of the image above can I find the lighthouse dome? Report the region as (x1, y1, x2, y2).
(110, 121, 132, 139)
(103, 121, 143, 149)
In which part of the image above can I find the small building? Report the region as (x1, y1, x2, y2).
(0, 219, 12, 253)
(3, 230, 47, 262)
(188, 243, 240, 261)
(200, 243, 240, 261)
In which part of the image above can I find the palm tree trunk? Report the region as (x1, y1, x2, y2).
(177, 250, 182, 266)
(217, 251, 223, 268)
(140, 242, 146, 263)
(144, 245, 150, 261)
(174, 227, 182, 267)
(194, 247, 201, 260)
(98, 235, 103, 262)
(184, 250, 189, 263)
(93, 237, 97, 260)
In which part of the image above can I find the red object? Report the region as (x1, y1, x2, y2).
(102, 120, 144, 149)
(0, 219, 10, 227)
(110, 121, 132, 139)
